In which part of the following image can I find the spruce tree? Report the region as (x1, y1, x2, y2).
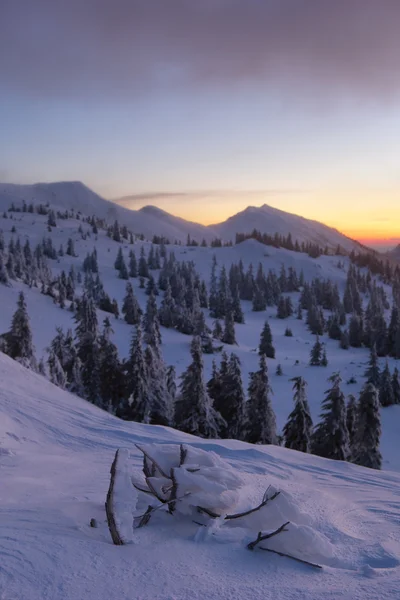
(392, 367, 400, 404)
(309, 336, 323, 366)
(159, 282, 176, 328)
(129, 249, 138, 278)
(346, 394, 357, 456)
(120, 323, 149, 421)
(174, 336, 222, 438)
(74, 294, 100, 404)
(252, 284, 266, 312)
(276, 363, 283, 376)
(122, 282, 142, 325)
(98, 318, 125, 412)
(365, 343, 380, 388)
(379, 362, 394, 407)
(222, 311, 236, 345)
(259, 320, 275, 358)
(243, 354, 277, 445)
(311, 373, 350, 461)
(213, 353, 246, 439)
(283, 377, 313, 453)
(353, 383, 382, 470)
(8, 292, 36, 368)
(144, 346, 172, 426)
(212, 319, 223, 340)
(138, 246, 149, 278)
(143, 292, 162, 354)
(47, 349, 67, 388)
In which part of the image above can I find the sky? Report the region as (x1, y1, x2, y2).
(1, 1, 400, 249)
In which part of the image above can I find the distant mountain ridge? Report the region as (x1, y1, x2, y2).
(0, 180, 370, 252)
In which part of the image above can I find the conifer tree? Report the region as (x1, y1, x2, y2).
(74, 294, 100, 404)
(346, 394, 358, 456)
(353, 383, 382, 470)
(122, 282, 142, 325)
(252, 284, 266, 312)
(98, 318, 125, 412)
(159, 282, 176, 328)
(309, 336, 323, 366)
(8, 292, 36, 368)
(231, 285, 245, 323)
(259, 320, 275, 358)
(144, 346, 172, 426)
(276, 363, 283, 376)
(114, 247, 124, 271)
(138, 246, 149, 278)
(129, 249, 138, 278)
(243, 354, 277, 445)
(222, 311, 236, 345)
(283, 377, 313, 453)
(213, 353, 246, 439)
(143, 292, 162, 354)
(321, 347, 328, 367)
(340, 329, 350, 350)
(166, 365, 177, 405)
(207, 359, 223, 405)
(365, 343, 380, 388)
(47, 349, 67, 388)
(311, 373, 350, 461)
(118, 256, 129, 280)
(174, 336, 222, 438)
(392, 367, 400, 404)
(379, 362, 394, 407)
(212, 319, 223, 340)
(121, 323, 149, 421)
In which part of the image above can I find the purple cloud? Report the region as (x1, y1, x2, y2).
(1, 0, 400, 99)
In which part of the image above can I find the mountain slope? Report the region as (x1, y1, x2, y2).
(0, 181, 216, 243)
(2, 351, 400, 600)
(211, 203, 367, 252)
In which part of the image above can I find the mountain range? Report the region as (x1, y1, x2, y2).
(0, 180, 368, 252)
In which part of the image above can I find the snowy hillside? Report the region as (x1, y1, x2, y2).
(211, 203, 368, 252)
(0, 182, 216, 243)
(2, 352, 400, 600)
(0, 207, 398, 450)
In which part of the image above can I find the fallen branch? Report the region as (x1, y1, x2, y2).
(258, 547, 323, 569)
(247, 521, 290, 551)
(135, 493, 191, 527)
(225, 490, 280, 521)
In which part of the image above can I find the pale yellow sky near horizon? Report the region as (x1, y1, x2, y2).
(116, 186, 400, 246)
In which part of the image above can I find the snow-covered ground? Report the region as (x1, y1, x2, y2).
(1, 197, 400, 599)
(1, 352, 400, 600)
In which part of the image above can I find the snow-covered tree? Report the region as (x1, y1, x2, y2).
(365, 343, 380, 388)
(47, 348, 67, 388)
(144, 346, 172, 426)
(346, 394, 357, 456)
(143, 292, 162, 355)
(122, 282, 142, 325)
(120, 323, 149, 422)
(243, 354, 277, 445)
(259, 320, 275, 358)
(353, 383, 382, 470)
(392, 367, 400, 404)
(379, 362, 394, 407)
(174, 336, 222, 438)
(222, 311, 236, 345)
(283, 377, 313, 453)
(213, 353, 246, 439)
(98, 318, 125, 412)
(8, 292, 36, 368)
(74, 294, 100, 404)
(309, 336, 323, 366)
(311, 373, 350, 461)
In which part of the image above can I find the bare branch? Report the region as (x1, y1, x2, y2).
(225, 490, 280, 521)
(137, 505, 153, 528)
(135, 444, 169, 479)
(247, 521, 290, 551)
(258, 547, 323, 569)
(197, 506, 221, 518)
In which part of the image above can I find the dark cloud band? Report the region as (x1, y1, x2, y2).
(1, 0, 400, 99)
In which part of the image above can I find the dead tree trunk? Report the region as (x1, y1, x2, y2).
(105, 449, 125, 545)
